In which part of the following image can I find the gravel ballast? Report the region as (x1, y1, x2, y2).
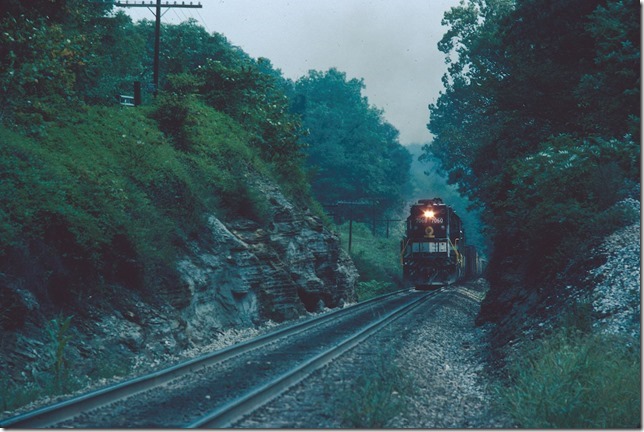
(234, 281, 514, 428)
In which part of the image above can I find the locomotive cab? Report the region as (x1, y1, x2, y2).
(401, 198, 466, 289)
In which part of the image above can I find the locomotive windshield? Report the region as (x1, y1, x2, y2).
(407, 203, 448, 239)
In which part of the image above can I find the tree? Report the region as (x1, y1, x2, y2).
(423, 0, 514, 202)
(425, 0, 640, 288)
(575, 0, 641, 138)
(0, 0, 146, 118)
(294, 68, 412, 216)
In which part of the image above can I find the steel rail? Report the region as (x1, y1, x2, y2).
(0, 289, 411, 429)
(188, 290, 437, 428)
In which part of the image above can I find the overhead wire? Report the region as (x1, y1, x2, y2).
(179, 7, 190, 22)
(195, 8, 211, 33)
(172, 8, 183, 23)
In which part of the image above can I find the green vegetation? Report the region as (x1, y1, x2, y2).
(0, 1, 416, 413)
(0, 1, 413, 306)
(0, 379, 42, 413)
(0, 0, 319, 308)
(0, 317, 82, 412)
(429, 2, 640, 426)
(3, 0, 637, 423)
(0, 101, 275, 297)
(334, 352, 411, 428)
(46, 314, 74, 393)
(497, 303, 641, 428)
(293, 68, 412, 218)
(426, 0, 640, 287)
(336, 221, 402, 299)
(0, 314, 134, 413)
(497, 327, 640, 428)
(355, 280, 395, 301)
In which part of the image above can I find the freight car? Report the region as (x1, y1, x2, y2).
(401, 198, 480, 289)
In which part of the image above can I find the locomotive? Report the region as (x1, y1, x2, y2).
(401, 198, 480, 289)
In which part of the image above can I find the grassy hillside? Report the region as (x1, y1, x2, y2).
(0, 99, 286, 304)
(335, 221, 403, 300)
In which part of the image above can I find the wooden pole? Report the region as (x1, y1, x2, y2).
(106, 1, 203, 97)
(153, 0, 161, 96)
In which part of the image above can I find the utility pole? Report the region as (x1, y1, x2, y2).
(382, 219, 402, 238)
(98, 0, 203, 96)
(334, 199, 376, 253)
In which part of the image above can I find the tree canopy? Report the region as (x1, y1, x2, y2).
(293, 68, 412, 217)
(0, 0, 420, 308)
(425, 0, 640, 287)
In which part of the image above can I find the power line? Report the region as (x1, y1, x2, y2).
(92, 0, 203, 96)
(195, 8, 210, 33)
(171, 8, 183, 22)
(109, 1, 202, 7)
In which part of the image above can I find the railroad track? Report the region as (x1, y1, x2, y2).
(1, 288, 439, 428)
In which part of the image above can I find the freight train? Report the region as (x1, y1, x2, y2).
(401, 198, 482, 289)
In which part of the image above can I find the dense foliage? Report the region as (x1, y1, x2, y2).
(0, 101, 274, 304)
(336, 221, 403, 291)
(0, 1, 316, 313)
(0, 0, 143, 112)
(293, 69, 412, 217)
(429, 2, 640, 426)
(425, 0, 640, 287)
(0, 0, 418, 319)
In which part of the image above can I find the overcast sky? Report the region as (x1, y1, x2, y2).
(125, 0, 458, 145)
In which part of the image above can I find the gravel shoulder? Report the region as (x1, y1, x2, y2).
(234, 280, 514, 428)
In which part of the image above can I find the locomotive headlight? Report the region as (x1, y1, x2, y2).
(423, 210, 435, 219)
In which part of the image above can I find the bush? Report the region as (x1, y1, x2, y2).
(505, 134, 640, 281)
(497, 328, 640, 428)
(46, 314, 74, 393)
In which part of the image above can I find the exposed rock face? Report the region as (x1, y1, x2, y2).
(0, 177, 358, 406)
(176, 179, 358, 344)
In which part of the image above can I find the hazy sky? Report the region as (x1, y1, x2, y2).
(125, 0, 458, 145)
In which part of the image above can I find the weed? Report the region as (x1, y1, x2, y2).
(0, 378, 41, 413)
(559, 300, 593, 334)
(45, 314, 74, 393)
(335, 353, 412, 428)
(0, 314, 77, 413)
(356, 280, 393, 301)
(496, 328, 640, 428)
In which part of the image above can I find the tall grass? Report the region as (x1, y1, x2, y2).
(45, 314, 74, 393)
(336, 221, 403, 300)
(497, 327, 640, 428)
(355, 280, 395, 301)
